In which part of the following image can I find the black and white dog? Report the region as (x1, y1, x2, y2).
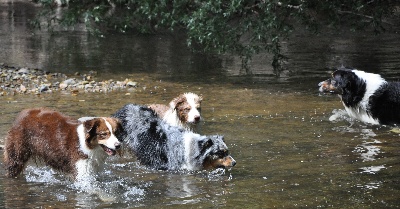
(318, 67, 400, 125)
(113, 104, 236, 171)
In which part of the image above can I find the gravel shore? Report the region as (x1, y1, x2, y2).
(0, 63, 138, 96)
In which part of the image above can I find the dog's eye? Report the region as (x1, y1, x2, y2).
(99, 132, 108, 137)
(217, 150, 228, 157)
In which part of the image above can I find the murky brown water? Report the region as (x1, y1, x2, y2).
(1, 1, 400, 208)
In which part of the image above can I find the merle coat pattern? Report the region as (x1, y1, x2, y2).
(113, 104, 236, 171)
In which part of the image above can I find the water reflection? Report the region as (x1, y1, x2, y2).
(3, 1, 400, 85)
(330, 116, 386, 171)
(165, 175, 202, 203)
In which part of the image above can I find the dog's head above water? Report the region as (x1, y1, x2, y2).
(195, 135, 236, 170)
(80, 117, 122, 156)
(170, 92, 203, 124)
(318, 78, 342, 94)
(318, 67, 365, 95)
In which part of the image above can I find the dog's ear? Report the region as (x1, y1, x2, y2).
(336, 71, 358, 91)
(332, 70, 351, 93)
(209, 135, 225, 142)
(106, 117, 123, 140)
(198, 137, 214, 154)
(106, 117, 120, 126)
(84, 118, 101, 145)
(216, 135, 225, 142)
(170, 94, 186, 109)
(198, 95, 203, 103)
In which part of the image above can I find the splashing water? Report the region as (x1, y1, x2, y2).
(353, 139, 382, 162)
(359, 165, 386, 174)
(25, 166, 63, 184)
(329, 109, 353, 123)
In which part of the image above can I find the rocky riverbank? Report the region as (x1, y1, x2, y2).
(0, 63, 138, 96)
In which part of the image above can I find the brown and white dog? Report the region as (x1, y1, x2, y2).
(3, 108, 122, 181)
(148, 92, 202, 131)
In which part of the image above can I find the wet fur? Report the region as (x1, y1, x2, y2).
(148, 92, 202, 131)
(4, 108, 122, 180)
(113, 104, 236, 171)
(319, 67, 400, 125)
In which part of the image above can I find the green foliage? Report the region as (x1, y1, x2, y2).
(34, 0, 400, 70)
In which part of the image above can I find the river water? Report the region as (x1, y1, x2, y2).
(1, 1, 400, 208)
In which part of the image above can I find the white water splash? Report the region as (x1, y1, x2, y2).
(356, 181, 382, 190)
(25, 166, 63, 184)
(353, 139, 382, 162)
(329, 109, 351, 122)
(359, 165, 386, 174)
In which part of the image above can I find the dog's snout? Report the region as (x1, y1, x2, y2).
(194, 115, 201, 122)
(318, 79, 330, 87)
(114, 142, 121, 150)
(227, 156, 236, 167)
(231, 160, 236, 167)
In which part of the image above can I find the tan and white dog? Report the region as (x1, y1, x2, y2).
(3, 108, 122, 181)
(148, 92, 202, 131)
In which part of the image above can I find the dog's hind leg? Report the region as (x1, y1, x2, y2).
(4, 134, 31, 178)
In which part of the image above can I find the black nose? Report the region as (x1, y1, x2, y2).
(194, 116, 201, 122)
(115, 142, 121, 150)
(231, 160, 236, 167)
